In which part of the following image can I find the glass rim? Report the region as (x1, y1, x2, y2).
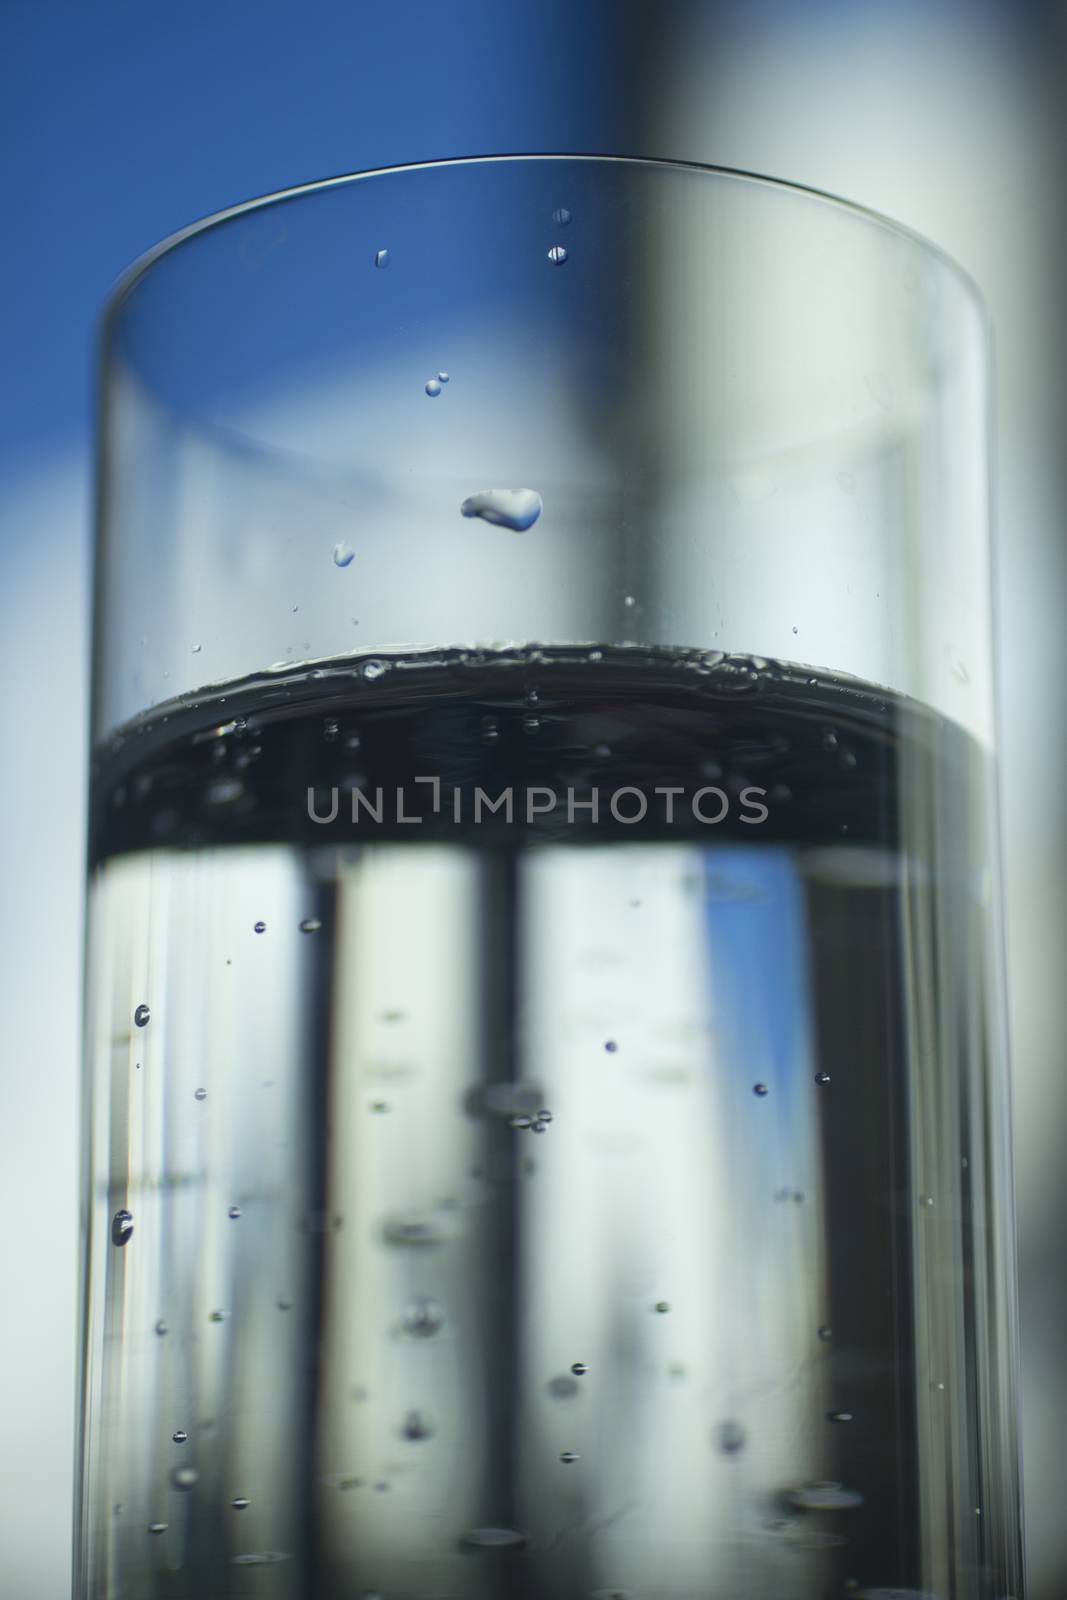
(98, 151, 987, 336)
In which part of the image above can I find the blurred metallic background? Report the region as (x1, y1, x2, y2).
(1, 1, 1063, 1595)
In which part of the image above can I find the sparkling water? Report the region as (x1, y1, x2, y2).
(77, 646, 1023, 1599)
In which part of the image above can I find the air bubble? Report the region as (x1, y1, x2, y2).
(194, 1087, 207, 1101)
(111, 1210, 134, 1247)
(172, 1430, 188, 1444)
(818, 1325, 833, 1341)
(299, 917, 322, 934)
(134, 1004, 150, 1028)
(155, 1320, 168, 1336)
(548, 244, 568, 264)
(148, 1523, 168, 1536)
(333, 542, 355, 568)
(425, 377, 442, 397)
(753, 1082, 769, 1097)
(209, 1309, 227, 1323)
(654, 1300, 671, 1314)
(228, 1205, 242, 1220)
(604, 1040, 618, 1054)
(460, 487, 543, 532)
(403, 1296, 444, 1339)
(437, 371, 450, 384)
(231, 1497, 250, 1511)
(815, 1072, 831, 1086)
(374, 249, 389, 268)
(253, 921, 266, 934)
(559, 1450, 580, 1464)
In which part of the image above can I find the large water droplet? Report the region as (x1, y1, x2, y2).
(133, 1004, 150, 1028)
(461, 1527, 528, 1549)
(111, 1209, 134, 1247)
(785, 1481, 864, 1511)
(403, 1296, 444, 1339)
(460, 488, 543, 532)
(548, 244, 568, 264)
(374, 249, 389, 269)
(333, 542, 355, 568)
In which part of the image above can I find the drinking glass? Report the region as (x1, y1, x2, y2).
(76, 155, 1024, 1600)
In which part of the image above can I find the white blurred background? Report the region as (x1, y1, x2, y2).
(2, 1, 1064, 1594)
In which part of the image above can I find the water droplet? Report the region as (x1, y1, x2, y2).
(818, 1325, 833, 1341)
(715, 1419, 746, 1455)
(460, 487, 543, 532)
(299, 917, 322, 934)
(604, 1040, 618, 1054)
(228, 1205, 241, 1220)
(654, 1300, 671, 1314)
(920, 1194, 935, 1208)
(374, 249, 389, 268)
(172, 1466, 198, 1491)
(232, 1496, 250, 1511)
(194, 1086, 207, 1101)
(133, 1004, 150, 1028)
(232, 1552, 291, 1566)
(111, 1209, 134, 1247)
(253, 920, 266, 934)
(172, 1430, 188, 1444)
(461, 1527, 528, 1549)
(148, 1522, 168, 1535)
(209, 1309, 227, 1323)
(753, 1082, 769, 1097)
(333, 542, 355, 568)
(277, 1294, 294, 1311)
(403, 1296, 444, 1339)
(361, 659, 386, 682)
(401, 1409, 434, 1440)
(827, 1410, 854, 1424)
(559, 1450, 580, 1464)
(536, 1109, 553, 1124)
(370, 1100, 389, 1114)
(437, 371, 450, 384)
(522, 714, 541, 735)
(425, 377, 442, 397)
(531, 1119, 548, 1134)
(570, 1361, 588, 1376)
(481, 716, 500, 745)
(821, 729, 839, 751)
(815, 1072, 831, 1086)
(552, 206, 572, 226)
(785, 1481, 864, 1511)
(383, 1214, 447, 1247)
(154, 1319, 168, 1336)
(191, 642, 202, 654)
(548, 244, 568, 264)
(623, 594, 636, 609)
(510, 1115, 533, 1130)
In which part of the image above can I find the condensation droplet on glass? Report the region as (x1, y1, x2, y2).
(403, 1296, 444, 1339)
(253, 921, 266, 934)
(552, 206, 572, 225)
(510, 1114, 532, 1130)
(362, 659, 386, 683)
(401, 1409, 434, 1441)
(571, 1361, 588, 1376)
(231, 1496, 250, 1511)
(547, 244, 568, 264)
(559, 1450, 580, 1464)
(333, 542, 355, 568)
(228, 1205, 241, 1220)
(277, 1294, 294, 1311)
(537, 1109, 553, 1124)
(461, 1527, 528, 1549)
(437, 371, 449, 383)
(154, 1319, 168, 1336)
(604, 1040, 618, 1054)
(209, 1309, 227, 1323)
(753, 1082, 769, 1097)
(134, 1004, 150, 1028)
(191, 643, 202, 654)
(827, 1410, 854, 1424)
(299, 917, 322, 934)
(461, 487, 543, 532)
(785, 1482, 865, 1511)
(148, 1523, 168, 1536)
(194, 1087, 207, 1101)
(818, 1325, 833, 1341)
(111, 1209, 134, 1247)
(531, 1119, 548, 1134)
(172, 1430, 188, 1444)
(374, 248, 389, 268)
(815, 1072, 831, 1086)
(172, 1466, 198, 1491)
(654, 1300, 671, 1314)
(425, 377, 442, 397)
